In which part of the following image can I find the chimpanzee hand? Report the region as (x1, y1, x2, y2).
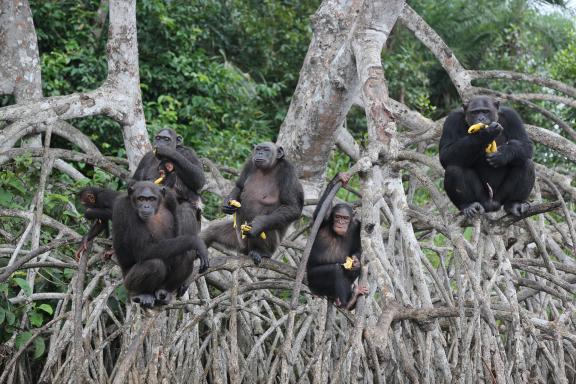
(482, 122, 503, 140)
(222, 204, 237, 215)
(486, 149, 510, 168)
(246, 217, 265, 238)
(199, 257, 209, 274)
(222, 199, 241, 215)
(154, 145, 175, 159)
(338, 172, 351, 186)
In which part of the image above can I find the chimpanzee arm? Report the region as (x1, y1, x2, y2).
(85, 207, 113, 221)
(131, 152, 156, 181)
(490, 108, 533, 165)
(439, 112, 500, 168)
(312, 174, 342, 223)
(112, 198, 137, 272)
(226, 161, 252, 203)
(84, 219, 109, 242)
(156, 146, 206, 192)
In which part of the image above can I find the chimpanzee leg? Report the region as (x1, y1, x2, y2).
(494, 160, 535, 216)
(176, 201, 209, 274)
(333, 269, 355, 308)
(306, 264, 341, 299)
(177, 202, 200, 235)
(201, 218, 239, 250)
(124, 259, 166, 307)
(154, 252, 195, 304)
(444, 165, 490, 217)
(247, 230, 281, 265)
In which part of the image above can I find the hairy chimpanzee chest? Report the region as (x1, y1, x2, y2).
(240, 170, 280, 218)
(145, 207, 175, 240)
(310, 227, 352, 265)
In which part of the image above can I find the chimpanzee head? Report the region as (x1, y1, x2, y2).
(252, 142, 284, 170)
(79, 187, 99, 207)
(128, 181, 165, 221)
(154, 128, 182, 150)
(463, 96, 499, 126)
(330, 204, 354, 236)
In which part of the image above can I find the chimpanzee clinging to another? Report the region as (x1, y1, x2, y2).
(201, 142, 304, 265)
(112, 181, 208, 307)
(132, 128, 205, 232)
(75, 187, 120, 259)
(306, 173, 367, 310)
(439, 95, 535, 219)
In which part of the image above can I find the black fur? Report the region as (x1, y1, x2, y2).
(439, 96, 535, 218)
(77, 186, 120, 247)
(202, 142, 304, 265)
(112, 181, 207, 306)
(306, 176, 361, 308)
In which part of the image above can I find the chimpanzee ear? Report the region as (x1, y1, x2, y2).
(276, 146, 285, 159)
(128, 186, 135, 196)
(176, 135, 183, 143)
(493, 100, 500, 110)
(160, 187, 167, 196)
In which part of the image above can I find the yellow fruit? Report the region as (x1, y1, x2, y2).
(342, 256, 354, 270)
(229, 200, 241, 208)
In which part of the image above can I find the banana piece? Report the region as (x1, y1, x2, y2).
(342, 256, 354, 270)
(467, 123, 497, 153)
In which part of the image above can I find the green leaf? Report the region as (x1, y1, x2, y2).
(6, 310, 15, 325)
(15, 331, 33, 350)
(0, 307, 5, 325)
(38, 304, 53, 315)
(29, 311, 43, 327)
(33, 337, 46, 359)
(13, 278, 32, 296)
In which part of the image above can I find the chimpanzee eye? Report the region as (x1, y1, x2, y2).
(137, 196, 146, 202)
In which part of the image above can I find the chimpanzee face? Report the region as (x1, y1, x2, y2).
(464, 96, 499, 126)
(332, 206, 352, 236)
(80, 191, 96, 207)
(252, 142, 284, 170)
(129, 182, 163, 221)
(154, 129, 181, 150)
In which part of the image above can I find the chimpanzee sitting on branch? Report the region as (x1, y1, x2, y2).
(306, 173, 367, 310)
(202, 142, 304, 265)
(439, 95, 535, 219)
(112, 182, 208, 307)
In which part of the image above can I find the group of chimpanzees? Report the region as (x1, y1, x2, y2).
(77, 95, 535, 310)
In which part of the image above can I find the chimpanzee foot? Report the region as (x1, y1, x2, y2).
(176, 284, 188, 298)
(461, 202, 485, 219)
(132, 294, 155, 308)
(249, 250, 262, 265)
(482, 199, 501, 212)
(504, 202, 530, 217)
(154, 289, 172, 306)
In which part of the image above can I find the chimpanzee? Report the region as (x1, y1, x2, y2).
(112, 181, 208, 307)
(201, 142, 304, 265)
(132, 128, 205, 232)
(306, 173, 367, 310)
(75, 187, 120, 259)
(439, 95, 535, 219)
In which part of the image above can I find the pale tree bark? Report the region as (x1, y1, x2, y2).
(1, 0, 575, 383)
(0, 0, 149, 171)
